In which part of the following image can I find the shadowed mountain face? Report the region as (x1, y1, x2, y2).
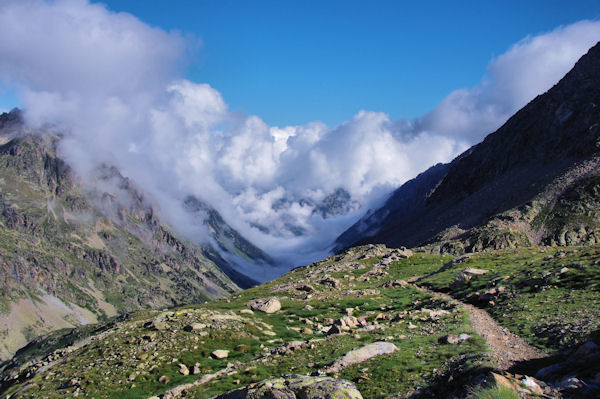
(0, 113, 271, 359)
(335, 41, 600, 253)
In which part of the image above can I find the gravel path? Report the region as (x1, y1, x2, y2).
(415, 286, 548, 370)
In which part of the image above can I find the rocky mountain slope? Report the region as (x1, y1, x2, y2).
(336, 41, 600, 253)
(0, 112, 271, 360)
(1, 243, 598, 398)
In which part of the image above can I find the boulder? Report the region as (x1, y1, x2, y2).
(491, 373, 518, 391)
(521, 377, 544, 395)
(211, 350, 230, 359)
(247, 297, 282, 313)
(179, 364, 189, 376)
(335, 316, 359, 329)
(193, 362, 201, 375)
(213, 375, 363, 399)
(327, 342, 397, 373)
(451, 268, 489, 289)
(183, 323, 206, 332)
(438, 334, 470, 344)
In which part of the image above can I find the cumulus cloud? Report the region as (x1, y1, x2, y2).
(419, 20, 600, 142)
(0, 0, 598, 276)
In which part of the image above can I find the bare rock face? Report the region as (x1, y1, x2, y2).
(213, 375, 363, 399)
(246, 297, 282, 313)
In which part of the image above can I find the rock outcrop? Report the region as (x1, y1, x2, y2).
(214, 375, 363, 399)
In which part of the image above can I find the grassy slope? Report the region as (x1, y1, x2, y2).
(419, 245, 600, 353)
(2, 247, 487, 399)
(3, 244, 599, 398)
(0, 134, 239, 360)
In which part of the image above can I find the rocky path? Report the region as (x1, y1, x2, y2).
(415, 286, 548, 370)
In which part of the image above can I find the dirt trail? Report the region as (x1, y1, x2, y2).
(415, 286, 548, 370)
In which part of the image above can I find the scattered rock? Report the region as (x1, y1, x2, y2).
(381, 280, 409, 288)
(213, 375, 363, 399)
(327, 325, 343, 335)
(152, 321, 168, 331)
(438, 334, 470, 344)
(240, 309, 254, 315)
(320, 276, 340, 289)
(458, 333, 471, 341)
(463, 267, 489, 275)
(335, 316, 359, 330)
(297, 284, 315, 292)
(247, 297, 282, 313)
(301, 327, 313, 335)
(420, 308, 451, 318)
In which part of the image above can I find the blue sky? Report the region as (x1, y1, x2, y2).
(85, 0, 600, 127)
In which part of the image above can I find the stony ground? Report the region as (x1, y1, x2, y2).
(1, 244, 599, 398)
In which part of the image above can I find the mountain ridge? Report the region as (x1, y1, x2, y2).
(335, 41, 600, 253)
(0, 113, 273, 360)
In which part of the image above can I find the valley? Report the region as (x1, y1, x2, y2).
(1, 244, 598, 398)
(0, 5, 598, 399)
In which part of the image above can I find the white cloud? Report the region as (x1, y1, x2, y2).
(419, 20, 600, 142)
(0, 0, 598, 274)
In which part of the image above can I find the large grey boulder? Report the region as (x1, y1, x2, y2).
(326, 341, 398, 373)
(213, 375, 363, 399)
(247, 297, 282, 313)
